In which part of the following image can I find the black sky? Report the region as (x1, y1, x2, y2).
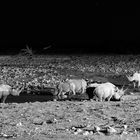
(0, 2, 139, 54)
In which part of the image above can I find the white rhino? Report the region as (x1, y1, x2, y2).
(56, 79, 87, 99)
(0, 84, 25, 103)
(88, 82, 126, 102)
(127, 72, 140, 88)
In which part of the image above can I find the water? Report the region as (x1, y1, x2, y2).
(5, 92, 54, 103)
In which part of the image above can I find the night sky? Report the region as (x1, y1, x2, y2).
(0, 2, 138, 55)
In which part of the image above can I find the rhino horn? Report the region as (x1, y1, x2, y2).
(11, 83, 25, 96)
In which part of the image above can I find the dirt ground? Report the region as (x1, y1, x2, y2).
(1, 74, 140, 140)
(1, 95, 140, 140)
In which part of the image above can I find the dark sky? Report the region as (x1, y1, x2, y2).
(0, 2, 139, 54)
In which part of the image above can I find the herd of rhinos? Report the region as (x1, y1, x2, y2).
(0, 72, 140, 103)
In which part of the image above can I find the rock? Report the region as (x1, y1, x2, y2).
(94, 126, 101, 132)
(32, 118, 43, 125)
(83, 131, 90, 135)
(121, 95, 139, 101)
(106, 126, 117, 134)
(76, 128, 83, 133)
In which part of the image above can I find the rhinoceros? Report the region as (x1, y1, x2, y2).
(56, 79, 87, 99)
(88, 82, 126, 102)
(0, 84, 25, 103)
(66, 79, 87, 95)
(127, 72, 140, 88)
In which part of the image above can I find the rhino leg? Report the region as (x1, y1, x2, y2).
(107, 95, 112, 102)
(99, 96, 103, 102)
(133, 81, 136, 88)
(59, 92, 64, 99)
(60, 91, 68, 99)
(98, 94, 103, 102)
(53, 95, 59, 101)
(99, 98, 103, 102)
(138, 81, 140, 88)
(57, 88, 64, 99)
(69, 83, 76, 95)
(82, 87, 86, 94)
(1, 95, 8, 103)
(57, 91, 62, 99)
(95, 96, 99, 101)
(72, 90, 76, 95)
(102, 98, 106, 102)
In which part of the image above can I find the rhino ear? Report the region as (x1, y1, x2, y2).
(62, 78, 68, 82)
(85, 79, 89, 82)
(126, 74, 133, 79)
(115, 86, 119, 92)
(126, 75, 131, 80)
(121, 85, 125, 91)
(121, 83, 127, 90)
(124, 88, 128, 93)
(85, 79, 90, 85)
(65, 78, 69, 81)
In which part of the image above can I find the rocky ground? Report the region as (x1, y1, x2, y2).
(1, 55, 140, 139)
(1, 92, 140, 140)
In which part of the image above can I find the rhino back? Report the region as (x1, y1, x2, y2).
(68, 79, 86, 90)
(94, 84, 114, 100)
(58, 82, 71, 92)
(0, 85, 11, 92)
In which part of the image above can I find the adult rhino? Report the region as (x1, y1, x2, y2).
(88, 82, 126, 102)
(0, 84, 25, 103)
(56, 79, 87, 99)
(126, 72, 140, 88)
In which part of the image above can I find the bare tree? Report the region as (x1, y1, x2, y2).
(20, 45, 35, 60)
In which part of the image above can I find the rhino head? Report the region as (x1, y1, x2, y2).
(114, 86, 127, 100)
(11, 83, 25, 96)
(126, 74, 134, 82)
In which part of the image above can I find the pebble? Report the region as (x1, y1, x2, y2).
(94, 126, 101, 132)
(83, 131, 90, 135)
(107, 126, 117, 134)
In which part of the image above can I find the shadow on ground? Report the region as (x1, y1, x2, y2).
(5, 92, 54, 103)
